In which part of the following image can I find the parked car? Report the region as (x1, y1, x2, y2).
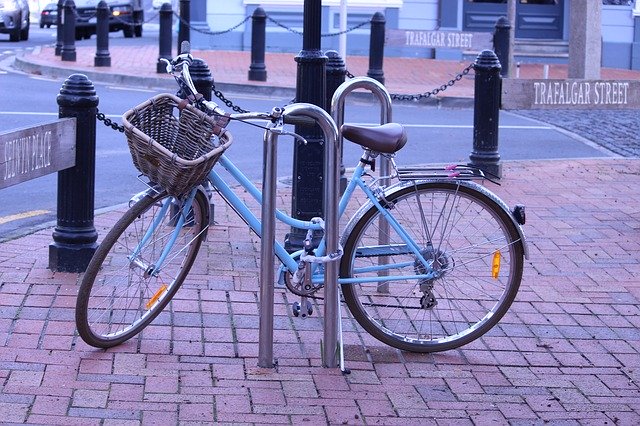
(0, 0, 29, 41)
(73, 0, 143, 39)
(39, 3, 57, 28)
(152, 0, 178, 9)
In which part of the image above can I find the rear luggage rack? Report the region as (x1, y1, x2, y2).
(397, 164, 500, 185)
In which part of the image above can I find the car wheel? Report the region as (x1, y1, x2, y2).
(40, 22, 44, 28)
(20, 19, 29, 41)
(10, 28, 20, 42)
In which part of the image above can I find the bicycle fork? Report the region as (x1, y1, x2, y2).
(128, 188, 199, 279)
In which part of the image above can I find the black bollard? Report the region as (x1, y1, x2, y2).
(178, 0, 190, 55)
(493, 16, 510, 78)
(55, 0, 63, 55)
(189, 58, 213, 100)
(157, 3, 173, 73)
(248, 7, 267, 82)
(367, 12, 385, 85)
(49, 74, 99, 272)
(325, 50, 346, 194)
(61, 0, 76, 62)
(94, 1, 111, 67)
(469, 50, 502, 179)
(286, 0, 327, 253)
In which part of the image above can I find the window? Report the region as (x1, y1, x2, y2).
(602, 0, 632, 5)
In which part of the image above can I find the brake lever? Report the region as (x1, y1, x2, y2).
(270, 127, 308, 145)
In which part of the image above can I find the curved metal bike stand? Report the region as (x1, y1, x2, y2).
(331, 77, 394, 298)
(331, 76, 393, 182)
(258, 103, 341, 368)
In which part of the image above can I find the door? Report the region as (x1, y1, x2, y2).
(463, 0, 564, 39)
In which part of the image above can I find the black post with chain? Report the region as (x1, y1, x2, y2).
(61, 0, 76, 62)
(50, 74, 99, 272)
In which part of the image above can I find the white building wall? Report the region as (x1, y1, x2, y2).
(398, 0, 438, 30)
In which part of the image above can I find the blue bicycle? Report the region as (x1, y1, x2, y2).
(75, 48, 527, 353)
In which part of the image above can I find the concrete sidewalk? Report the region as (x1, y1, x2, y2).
(1, 45, 639, 424)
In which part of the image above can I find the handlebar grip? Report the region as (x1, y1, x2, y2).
(283, 114, 316, 127)
(180, 41, 191, 54)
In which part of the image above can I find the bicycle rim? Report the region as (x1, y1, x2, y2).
(76, 190, 208, 348)
(340, 181, 524, 352)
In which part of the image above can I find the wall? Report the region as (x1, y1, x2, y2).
(601, 3, 636, 69)
(194, 0, 421, 57)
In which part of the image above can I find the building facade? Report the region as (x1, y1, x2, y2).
(189, 0, 640, 70)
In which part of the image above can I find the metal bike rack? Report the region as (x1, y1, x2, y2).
(258, 103, 341, 369)
(331, 77, 394, 293)
(331, 76, 393, 184)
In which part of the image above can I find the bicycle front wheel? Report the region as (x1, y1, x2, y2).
(340, 181, 524, 352)
(76, 189, 209, 348)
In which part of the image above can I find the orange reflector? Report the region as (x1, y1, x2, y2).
(492, 251, 501, 279)
(146, 284, 167, 309)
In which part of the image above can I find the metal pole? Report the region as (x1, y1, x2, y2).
(367, 12, 385, 84)
(287, 0, 327, 253)
(61, 0, 76, 62)
(49, 74, 99, 272)
(55, 0, 63, 55)
(248, 7, 267, 82)
(284, 103, 340, 369)
(94, 0, 111, 67)
(189, 58, 213, 101)
(157, 3, 173, 73)
(493, 17, 510, 78)
(469, 50, 502, 179)
(507, 0, 516, 78)
(330, 77, 392, 293)
(258, 128, 278, 369)
(325, 50, 346, 194)
(178, 0, 191, 55)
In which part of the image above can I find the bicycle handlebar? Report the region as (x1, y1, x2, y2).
(164, 42, 319, 131)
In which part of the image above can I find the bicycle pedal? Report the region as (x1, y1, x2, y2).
(292, 301, 313, 318)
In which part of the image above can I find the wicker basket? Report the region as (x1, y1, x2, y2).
(122, 93, 232, 197)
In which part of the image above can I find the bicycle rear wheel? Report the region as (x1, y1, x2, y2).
(76, 189, 209, 348)
(340, 181, 524, 352)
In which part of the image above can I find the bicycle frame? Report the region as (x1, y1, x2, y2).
(132, 150, 435, 286)
(207, 151, 435, 286)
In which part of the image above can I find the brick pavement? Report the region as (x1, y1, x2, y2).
(2, 43, 640, 423)
(0, 158, 639, 424)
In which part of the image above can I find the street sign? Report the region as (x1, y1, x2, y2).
(386, 29, 492, 51)
(0, 118, 76, 190)
(502, 79, 640, 110)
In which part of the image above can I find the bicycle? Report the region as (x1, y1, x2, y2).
(75, 45, 528, 355)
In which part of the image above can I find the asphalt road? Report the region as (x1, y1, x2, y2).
(0, 25, 615, 241)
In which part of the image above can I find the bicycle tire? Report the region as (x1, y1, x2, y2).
(76, 189, 209, 348)
(340, 180, 524, 352)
